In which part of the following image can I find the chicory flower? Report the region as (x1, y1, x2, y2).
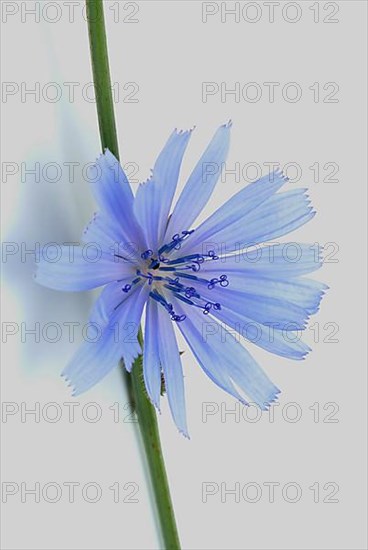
(36, 122, 326, 436)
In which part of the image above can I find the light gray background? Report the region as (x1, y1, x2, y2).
(1, 1, 367, 549)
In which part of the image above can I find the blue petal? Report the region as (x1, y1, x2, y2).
(91, 150, 144, 246)
(63, 283, 149, 394)
(173, 299, 279, 408)
(200, 243, 323, 279)
(134, 129, 193, 252)
(216, 276, 327, 315)
(118, 284, 150, 372)
(199, 189, 315, 253)
(165, 122, 232, 239)
(35, 246, 136, 291)
(82, 213, 141, 262)
(211, 306, 311, 360)
(133, 175, 161, 252)
(175, 170, 288, 257)
(89, 280, 138, 330)
(194, 284, 311, 330)
(143, 299, 162, 410)
(154, 300, 188, 436)
(62, 325, 124, 396)
(199, 244, 327, 314)
(82, 212, 120, 250)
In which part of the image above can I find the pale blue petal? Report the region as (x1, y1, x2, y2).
(63, 284, 149, 394)
(199, 251, 327, 314)
(200, 243, 323, 279)
(175, 170, 288, 257)
(62, 325, 123, 396)
(198, 284, 309, 329)
(155, 301, 188, 436)
(35, 246, 136, 291)
(119, 284, 150, 372)
(89, 280, 137, 331)
(134, 129, 193, 251)
(133, 176, 161, 252)
(211, 306, 311, 360)
(143, 299, 162, 409)
(200, 189, 315, 253)
(82, 212, 141, 262)
(165, 122, 231, 239)
(91, 150, 144, 247)
(82, 212, 121, 250)
(216, 276, 328, 315)
(174, 300, 279, 409)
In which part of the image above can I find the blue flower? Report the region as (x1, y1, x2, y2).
(36, 122, 326, 436)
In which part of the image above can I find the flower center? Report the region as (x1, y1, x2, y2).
(115, 230, 230, 322)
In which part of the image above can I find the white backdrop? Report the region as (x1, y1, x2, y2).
(1, 1, 367, 549)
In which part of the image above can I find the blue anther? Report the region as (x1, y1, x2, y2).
(207, 250, 219, 260)
(190, 262, 201, 272)
(208, 275, 229, 290)
(122, 284, 132, 293)
(149, 290, 185, 322)
(220, 274, 229, 287)
(141, 249, 153, 260)
(185, 286, 198, 299)
(171, 314, 186, 322)
(158, 229, 195, 255)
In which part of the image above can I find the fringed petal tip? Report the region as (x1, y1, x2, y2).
(280, 170, 289, 183)
(239, 388, 281, 412)
(101, 148, 118, 162)
(82, 212, 98, 236)
(223, 119, 233, 128)
(266, 167, 289, 183)
(174, 125, 196, 136)
(179, 428, 190, 440)
(286, 343, 312, 361)
(123, 347, 143, 373)
(137, 175, 154, 190)
(261, 387, 281, 411)
(61, 372, 75, 395)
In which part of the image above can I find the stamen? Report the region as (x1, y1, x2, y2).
(114, 253, 132, 262)
(149, 290, 186, 322)
(141, 249, 153, 260)
(158, 266, 178, 272)
(161, 250, 219, 272)
(184, 287, 200, 299)
(174, 272, 209, 284)
(114, 278, 142, 310)
(158, 229, 195, 255)
(137, 238, 228, 323)
(207, 275, 229, 290)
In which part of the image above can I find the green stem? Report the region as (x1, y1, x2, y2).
(85, 2, 181, 548)
(86, 0, 119, 159)
(131, 345, 181, 550)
